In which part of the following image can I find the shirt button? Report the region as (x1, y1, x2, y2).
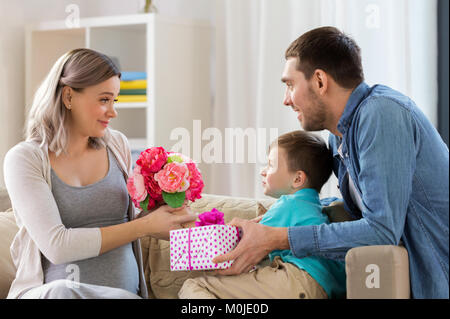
(299, 292, 306, 299)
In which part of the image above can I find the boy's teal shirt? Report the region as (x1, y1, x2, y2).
(260, 188, 346, 298)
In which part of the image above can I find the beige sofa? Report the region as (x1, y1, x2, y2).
(0, 187, 410, 299)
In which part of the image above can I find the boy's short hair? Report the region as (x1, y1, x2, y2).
(270, 130, 333, 192)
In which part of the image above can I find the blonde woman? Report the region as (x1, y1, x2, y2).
(3, 48, 196, 299)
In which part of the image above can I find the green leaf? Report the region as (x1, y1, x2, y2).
(167, 154, 183, 163)
(140, 196, 150, 211)
(162, 191, 186, 208)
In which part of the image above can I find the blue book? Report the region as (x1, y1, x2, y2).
(121, 71, 147, 81)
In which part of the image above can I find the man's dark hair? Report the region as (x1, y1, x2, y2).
(285, 26, 364, 89)
(270, 130, 333, 192)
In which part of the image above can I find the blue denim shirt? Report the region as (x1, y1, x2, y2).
(288, 82, 449, 298)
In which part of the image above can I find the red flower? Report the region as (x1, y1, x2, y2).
(137, 147, 168, 177)
(145, 173, 163, 202)
(145, 197, 157, 211)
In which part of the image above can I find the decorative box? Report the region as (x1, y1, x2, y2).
(170, 225, 240, 271)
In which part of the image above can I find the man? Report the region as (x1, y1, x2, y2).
(212, 26, 449, 299)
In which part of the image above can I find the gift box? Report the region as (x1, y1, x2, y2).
(170, 225, 241, 271)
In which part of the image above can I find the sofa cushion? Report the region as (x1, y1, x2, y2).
(0, 208, 18, 299)
(190, 194, 275, 222)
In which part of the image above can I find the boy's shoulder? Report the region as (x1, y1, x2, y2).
(263, 190, 328, 226)
(279, 189, 321, 206)
(280, 193, 322, 214)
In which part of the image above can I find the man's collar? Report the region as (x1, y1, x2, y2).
(337, 82, 371, 135)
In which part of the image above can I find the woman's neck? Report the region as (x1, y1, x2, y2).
(63, 129, 91, 158)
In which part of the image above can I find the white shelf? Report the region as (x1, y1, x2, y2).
(115, 102, 147, 109)
(26, 13, 210, 32)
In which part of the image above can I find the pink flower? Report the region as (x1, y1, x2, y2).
(195, 209, 225, 227)
(185, 162, 204, 201)
(127, 165, 148, 207)
(154, 162, 190, 193)
(137, 147, 168, 176)
(129, 192, 141, 210)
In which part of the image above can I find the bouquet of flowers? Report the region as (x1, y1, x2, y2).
(127, 147, 204, 211)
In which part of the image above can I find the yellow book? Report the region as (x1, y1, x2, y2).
(116, 95, 147, 103)
(120, 79, 147, 90)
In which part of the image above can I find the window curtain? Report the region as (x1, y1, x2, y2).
(210, 0, 438, 199)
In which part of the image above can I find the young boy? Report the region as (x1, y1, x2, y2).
(178, 130, 346, 299)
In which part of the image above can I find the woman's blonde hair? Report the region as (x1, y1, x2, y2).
(25, 48, 121, 156)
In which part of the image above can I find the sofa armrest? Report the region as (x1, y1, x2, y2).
(345, 245, 410, 299)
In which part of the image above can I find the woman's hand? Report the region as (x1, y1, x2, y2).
(136, 201, 165, 219)
(139, 204, 198, 240)
(99, 204, 196, 255)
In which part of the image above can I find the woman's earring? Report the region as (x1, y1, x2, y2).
(68, 104, 72, 110)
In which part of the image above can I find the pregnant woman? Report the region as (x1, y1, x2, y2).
(3, 48, 196, 299)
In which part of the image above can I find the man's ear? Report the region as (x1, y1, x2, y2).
(61, 86, 73, 110)
(292, 170, 308, 189)
(313, 69, 328, 96)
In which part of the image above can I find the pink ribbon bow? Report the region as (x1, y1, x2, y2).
(195, 208, 225, 227)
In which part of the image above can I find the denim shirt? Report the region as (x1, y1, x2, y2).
(287, 82, 449, 298)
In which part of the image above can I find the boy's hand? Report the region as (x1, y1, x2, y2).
(210, 217, 289, 275)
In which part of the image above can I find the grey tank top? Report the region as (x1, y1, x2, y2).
(42, 146, 139, 294)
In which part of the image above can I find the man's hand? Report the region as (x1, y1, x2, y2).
(211, 217, 289, 275)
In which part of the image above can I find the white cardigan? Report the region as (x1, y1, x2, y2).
(3, 129, 148, 298)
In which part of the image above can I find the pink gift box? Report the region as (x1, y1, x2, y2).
(169, 225, 240, 271)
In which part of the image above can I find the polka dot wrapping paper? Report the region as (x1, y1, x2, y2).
(169, 225, 241, 271)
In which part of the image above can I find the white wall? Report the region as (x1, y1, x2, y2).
(0, 0, 214, 188)
(0, 1, 27, 189)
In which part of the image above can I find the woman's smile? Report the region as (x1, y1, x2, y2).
(98, 120, 109, 127)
